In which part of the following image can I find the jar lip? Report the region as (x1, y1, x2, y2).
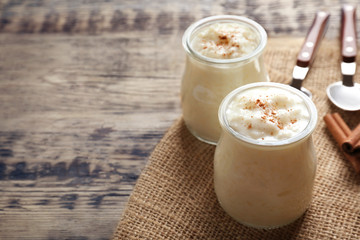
(218, 82, 318, 147)
(182, 15, 267, 64)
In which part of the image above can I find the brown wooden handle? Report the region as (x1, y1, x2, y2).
(296, 11, 330, 67)
(341, 4, 357, 63)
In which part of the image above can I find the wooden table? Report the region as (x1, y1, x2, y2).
(0, 1, 357, 239)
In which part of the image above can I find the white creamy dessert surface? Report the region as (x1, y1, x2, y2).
(226, 86, 310, 141)
(191, 22, 259, 59)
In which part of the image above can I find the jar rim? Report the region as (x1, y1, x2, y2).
(218, 82, 318, 147)
(182, 15, 267, 64)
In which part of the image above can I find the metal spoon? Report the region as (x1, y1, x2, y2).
(327, 4, 360, 111)
(290, 11, 330, 98)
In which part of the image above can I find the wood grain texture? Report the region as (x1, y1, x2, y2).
(0, 0, 359, 239)
(0, 0, 359, 38)
(0, 33, 182, 239)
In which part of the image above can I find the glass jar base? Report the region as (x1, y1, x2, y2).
(184, 124, 218, 145)
(219, 203, 307, 230)
(234, 213, 305, 230)
(216, 195, 308, 230)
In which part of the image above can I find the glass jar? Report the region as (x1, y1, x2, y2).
(214, 82, 318, 229)
(181, 15, 269, 145)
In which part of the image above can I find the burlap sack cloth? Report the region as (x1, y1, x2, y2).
(113, 39, 360, 239)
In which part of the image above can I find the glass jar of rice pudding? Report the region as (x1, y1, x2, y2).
(181, 15, 269, 145)
(214, 82, 318, 229)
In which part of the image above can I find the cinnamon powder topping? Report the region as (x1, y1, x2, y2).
(252, 97, 285, 130)
(225, 86, 310, 142)
(190, 22, 259, 59)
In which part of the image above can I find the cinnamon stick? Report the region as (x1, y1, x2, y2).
(342, 123, 360, 156)
(332, 113, 352, 136)
(324, 113, 360, 173)
(323, 113, 350, 145)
